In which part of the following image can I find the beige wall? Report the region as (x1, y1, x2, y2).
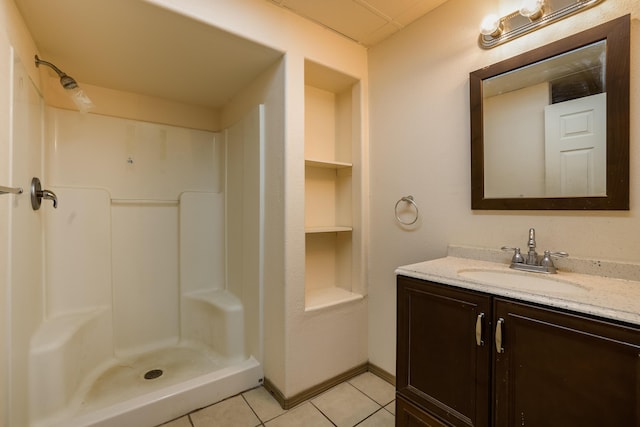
(368, 0, 640, 374)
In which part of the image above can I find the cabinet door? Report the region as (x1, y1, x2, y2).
(397, 276, 491, 427)
(493, 299, 640, 427)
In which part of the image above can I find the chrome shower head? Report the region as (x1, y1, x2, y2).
(59, 74, 78, 90)
(34, 54, 94, 112)
(34, 55, 79, 90)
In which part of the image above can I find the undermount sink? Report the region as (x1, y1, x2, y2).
(457, 269, 588, 294)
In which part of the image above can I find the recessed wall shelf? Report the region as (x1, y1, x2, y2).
(304, 59, 362, 311)
(305, 287, 363, 312)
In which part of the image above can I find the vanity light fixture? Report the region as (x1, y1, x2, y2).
(479, 0, 605, 49)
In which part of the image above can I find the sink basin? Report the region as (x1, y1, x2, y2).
(457, 269, 587, 294)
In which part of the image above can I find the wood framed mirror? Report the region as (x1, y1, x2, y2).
(470, 15, 629, 210)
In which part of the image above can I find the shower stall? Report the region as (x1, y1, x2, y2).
(7, 57, 265, 427)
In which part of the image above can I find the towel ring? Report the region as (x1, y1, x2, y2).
(395, 195, 419, 225)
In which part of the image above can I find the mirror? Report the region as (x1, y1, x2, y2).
(470, 15, 629, 210)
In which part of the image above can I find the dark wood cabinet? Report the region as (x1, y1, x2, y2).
(397, 275, 640, 427)
(397, 276, 491, 427)
(493, 298, 640, 427)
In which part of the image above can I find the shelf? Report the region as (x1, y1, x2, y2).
(305, 159, 352, 169)
(305, 226, 352, 233)
(305, 287, 363, 312)
(304, 166, 351, 230)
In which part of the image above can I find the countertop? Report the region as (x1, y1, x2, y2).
(396, 255, 640, 326)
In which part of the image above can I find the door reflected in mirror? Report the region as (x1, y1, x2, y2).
(483, 41, 606, 199)
(470, 15, 629, 210)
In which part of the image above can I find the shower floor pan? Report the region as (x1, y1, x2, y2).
(39, 345, 262, 427)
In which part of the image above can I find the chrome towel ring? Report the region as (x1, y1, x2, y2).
(395, 195, 419, 225)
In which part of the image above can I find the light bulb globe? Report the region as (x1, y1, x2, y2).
(520, 0, 544, 19)
(480, 14, 502, 37)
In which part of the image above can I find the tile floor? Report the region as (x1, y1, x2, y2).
(158, 372, 396, 427)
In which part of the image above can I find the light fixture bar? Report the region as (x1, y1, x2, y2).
(479, 0, 605, 49)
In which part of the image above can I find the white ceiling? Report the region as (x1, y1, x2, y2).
(266, 0, 449, 46)
(13, 0, 445, 109)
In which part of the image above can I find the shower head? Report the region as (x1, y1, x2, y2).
(34, 55, 94, 112)
(59, 74, 78, 90)
(34, 55, 79, 90)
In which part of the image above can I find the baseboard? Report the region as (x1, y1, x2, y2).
(367, 362, 395, 386)
(263, 361, 396, 410)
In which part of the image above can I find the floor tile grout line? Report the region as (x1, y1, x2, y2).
(344, 381, 387, 409)
(349, 387, 395, 408)
(310, 382, 384, 427)
(170, 374, 396, 426)
(353, 407, 390, 426)
(309, 400, 339, 427)
(346, 376, 396, 408)
(240, 392, 269, 426)
(241, 393, 261, 421)
(382, 399, 396, 417)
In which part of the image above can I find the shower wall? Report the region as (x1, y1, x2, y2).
(225, 105, 265, 362)
(44, 108, 225, 355)
(44, 108, 224, 354)
(16, 104, 265, 425)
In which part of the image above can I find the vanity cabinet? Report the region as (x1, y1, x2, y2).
(396, 276, 491, 427)
(397, 275, 640, 427)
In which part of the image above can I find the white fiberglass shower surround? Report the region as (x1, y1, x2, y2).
(9, 59, 265, 427)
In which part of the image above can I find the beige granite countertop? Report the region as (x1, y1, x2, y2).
(396, 252, 640, 326)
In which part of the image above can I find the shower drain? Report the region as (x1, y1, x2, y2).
(144, 369, 163, 380)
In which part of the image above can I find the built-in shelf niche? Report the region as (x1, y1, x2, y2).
(304, 59, 362, 311)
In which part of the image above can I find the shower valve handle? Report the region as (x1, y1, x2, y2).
(30, 177, 58, 210)
(41, 189, 58, 208)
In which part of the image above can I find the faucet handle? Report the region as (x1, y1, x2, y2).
(501, 246, 525, 264)
(540, 250, 569, 269)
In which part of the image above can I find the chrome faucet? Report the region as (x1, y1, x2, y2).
(502, 228, 568, 274)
